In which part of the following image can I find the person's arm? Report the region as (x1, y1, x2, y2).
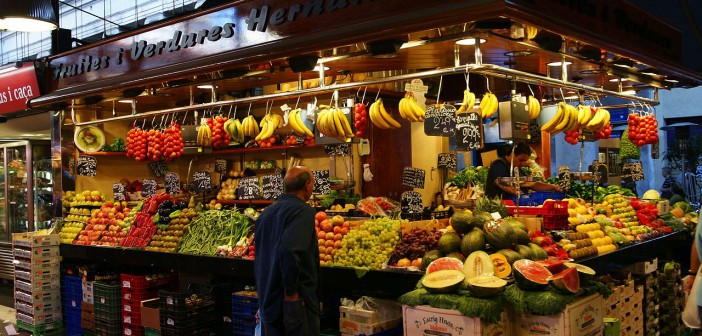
(531, 181, 562, 192)
(278, 206, 315, 300)
(691, 242, 700, 275)
(496, 183, 518, 196)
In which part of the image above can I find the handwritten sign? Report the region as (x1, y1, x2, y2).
(214, 158, 228, 174)
(192, 171, 212, 193)
(401, 191, 424, 213)
(262, 174, 284, 200)
(237, 177, 261, 200)
(324, 144, 350, 156)
(142, 179, 157, 198)
(455, 112, 483, 151)
(76, 156, 97, 177)
(621, 161, 644, 182)
(402, 167, 426, 189)
(165, 173, 180, 195)
(312, 170, 330, 195)
(424, 104, 457, 136)
(112, 183, 125, 201)
(149, 161, 169, 178)
(438, 153, 457, 171)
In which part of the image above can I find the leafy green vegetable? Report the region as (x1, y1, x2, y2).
(177, 209, 252, 255)
(447, 166, 488, 189)
(398, 288, 428, 307)
(502, 284, 575, 315)
(455, 295, 505, 324)
(475, 196, 508, 218)
(423, 293, 460, 310)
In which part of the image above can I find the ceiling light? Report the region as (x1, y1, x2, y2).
(609, 78, 629, 82)
(611, 58, 635, 68)
(640, 68, 659, 76)
(564, 95, 579, 100)
(580, 69, 607, 75)
(455, 38, 487, 46)
(197, 85, 217, 89)
(400, 40, 427, 49)
(0, 0, 58, 32)
(547, 61, 572, 67)
(504, 50, 533, 57)
(664, 77, 680, 83)
(313, 66, 330, 71)
(118, 100, 134, 104)
(621, 90, 637, 95)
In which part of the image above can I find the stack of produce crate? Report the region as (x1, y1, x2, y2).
(94, 282, 122, 336)
(159, 289, 217, 335)
(628, 259, 660, 336)
(604, 278, 643, 336)
(658, 261, 685, 336)
(61, 275, 83, 335)
(232, 291, 258, 336)
(12, 232, 63, 335)
(121, 273, 176, 336)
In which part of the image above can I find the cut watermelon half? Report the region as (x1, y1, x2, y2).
(548, 267, 580, 294)
(513, 259, 552, 290)
(536, 258, 569, 274)
(426, 257, 464, 275)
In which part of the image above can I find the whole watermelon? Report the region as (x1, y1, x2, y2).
(483, 220, 516, 250)
(461, 228, 486, 256)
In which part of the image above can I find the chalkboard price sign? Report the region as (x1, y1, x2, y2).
(237, 177, 261, 200)
(113, 183, 126, 201)
(324, 144, 350, 156)
(455, 112, 483, 151)
(142, 179, 157, 198)
(165, 173, 180, 195)
(312, 170, 330, 195)
(192, 171, 212, 193)
(438, 153, 457, 170)
(621, 161, 644, 182)
(77, 156, 97, 177)
(214, 158, 228, 174)
(401, 191, 424, 213)
(424, 104, 457, 136)
(402, 167, 426, 189)
(149, 161, 169, 177)
(262, 174, 284, 200)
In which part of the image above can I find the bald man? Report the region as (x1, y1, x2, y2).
(254, 166, 320, 336)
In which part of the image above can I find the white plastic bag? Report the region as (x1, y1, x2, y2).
(683, 266, 702, 329)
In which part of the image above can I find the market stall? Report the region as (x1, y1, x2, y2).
(18, 0, 702, 335)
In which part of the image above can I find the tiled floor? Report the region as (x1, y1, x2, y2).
(0, 305, 15, 325)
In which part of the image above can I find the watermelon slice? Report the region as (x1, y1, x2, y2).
(548, 267, 580, 294)
(564, 262, 596, 282)
(426, 257, 464, 275)
(422, 270, 465, 294)
(513, 259, 552, 290)
(536, 258, 569, 274)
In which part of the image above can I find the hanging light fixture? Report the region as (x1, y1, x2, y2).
(0, 0, 58, 32)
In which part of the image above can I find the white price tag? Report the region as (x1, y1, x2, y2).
(280, 103, 290, 112)
(100, 298, 105, 304)
(167, 297, 173, 305)
(125, 305, 131, 312)
(125, 316, 131, 324)
(168, 318, 174, 326)
(125, 327, 132, 335)
(490, 212, 502, 220)
(122, 281, 130, 288)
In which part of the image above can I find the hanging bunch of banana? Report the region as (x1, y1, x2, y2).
(288, 108, 314, 137)
(527, 96, 541, 119)
(369, 99, 401, 130)
(196, 120, 212, 146)
(576, 105, 593, 128)
(316, 105, 354, 141)
(541, 102, 581, 134)
(398, 92, 426, 122)
(456, 89, 476, 114)
(223, 118, 245, 143)
(255, 113, 284, 140)
(241, 115, 260, 138)
(524, 24, 539, 40)
(479, 92, 499, 119)
(585, 107, 610, 132)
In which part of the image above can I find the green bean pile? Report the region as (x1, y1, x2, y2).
(177, 209, 252, 255)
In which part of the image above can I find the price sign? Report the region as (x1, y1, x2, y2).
(312, 170, 330, 195)
(262, 174, 284, 200)
(142, 179, 157, 198)
(324, 144, 351, 156)
(112, 183, 125, 201)
(455, 112, 483, 151)
(165, 173, 180, 194)
(438, 153, 457, 170)
(149, 161, 169, 177)
(621, 161, 644, 182)
(192, 171, 212, 193)
(401, 191, 424, 213)
(76, 155, 97, 177)
(424, 104, 457, 136)
(214, 158, 228, 174)
(237, 177, 261, 200)
(402, 167, 426, 189)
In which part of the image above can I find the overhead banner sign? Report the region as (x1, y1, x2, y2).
(0, 63, 41, 115)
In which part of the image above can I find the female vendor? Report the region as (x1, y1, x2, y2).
(484, 141, 561, 199)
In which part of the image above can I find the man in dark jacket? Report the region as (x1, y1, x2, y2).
(255, 166, 320, 336)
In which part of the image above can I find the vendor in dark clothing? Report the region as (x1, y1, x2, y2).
(255, 166, 320, 336)
(485, 142, 561, 199)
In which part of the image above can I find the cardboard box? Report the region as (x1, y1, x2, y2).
(14, 300, 62, 317)
(16, 309, 62, 325)
(12, 232, 60, 248)
(12, 246, 60, 259)
(514, 294, 603, 336)
(403, 305, 512, 336)
(82, 280, 94, 304)
(141, 298, 160, 330)
(624, 259, 657, 275)
(14, 279, 59, 294)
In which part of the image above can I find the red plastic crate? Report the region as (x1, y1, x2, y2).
(543, 214, 569, 230)
(122, 322, 144, 336)
(122, 311, 142, 326)
(122, 287, 158, 302)
(122, 300, 142, 314)
(120, 274, 158, 290)
(506, 200, 568, 216)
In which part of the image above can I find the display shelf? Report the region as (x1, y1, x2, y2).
(218, 200, 274, 206)
(213, 144, 321, 155)
(79, 152, 125, 156)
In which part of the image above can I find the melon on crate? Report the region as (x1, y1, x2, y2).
(422, 270, 465, 294)
(513, 259, 552, 290)
(460, 228, 486, 256)
(463, 251, 494, 279)
(548, 267, 580, 294)
(425, 257, 464, 275)
(483, 220, 516, 250)
(421, 250, 443, 271)
(490, 253, 511, 278)
(465, 275, 507, 298)
(438, 232, 461, 254)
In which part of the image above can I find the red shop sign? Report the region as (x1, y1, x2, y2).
(0, 63, 41, 115)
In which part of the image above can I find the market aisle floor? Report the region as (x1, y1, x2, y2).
(0, 305, 15, 324)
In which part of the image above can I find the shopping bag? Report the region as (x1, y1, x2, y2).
(683, 266, 702, 328)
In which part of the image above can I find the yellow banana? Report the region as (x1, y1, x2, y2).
(316, 110, 329, 135)
(331, 108, 345, 137)
(553, 104, 571, 133)
(586, 108, 606, 131)
(480, 93, 499, 119)
(369, 100, 390, 129)
(527, 96, 541, 119)
(398, 93, 410, 120)
(407, 97, 425, 122)
(338, 109, 354, 137)
(525, 25, 539, 40)
(542, 102, 565, 133)
(377, 99, 401, 129)
(564, 105, 580, 132)
(294, 109, 314, 137)
(288, 109, 303, 136)
(457, 90, 476, 113)
(255, 120, 268, 140)
(233, 119, 244, 142)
